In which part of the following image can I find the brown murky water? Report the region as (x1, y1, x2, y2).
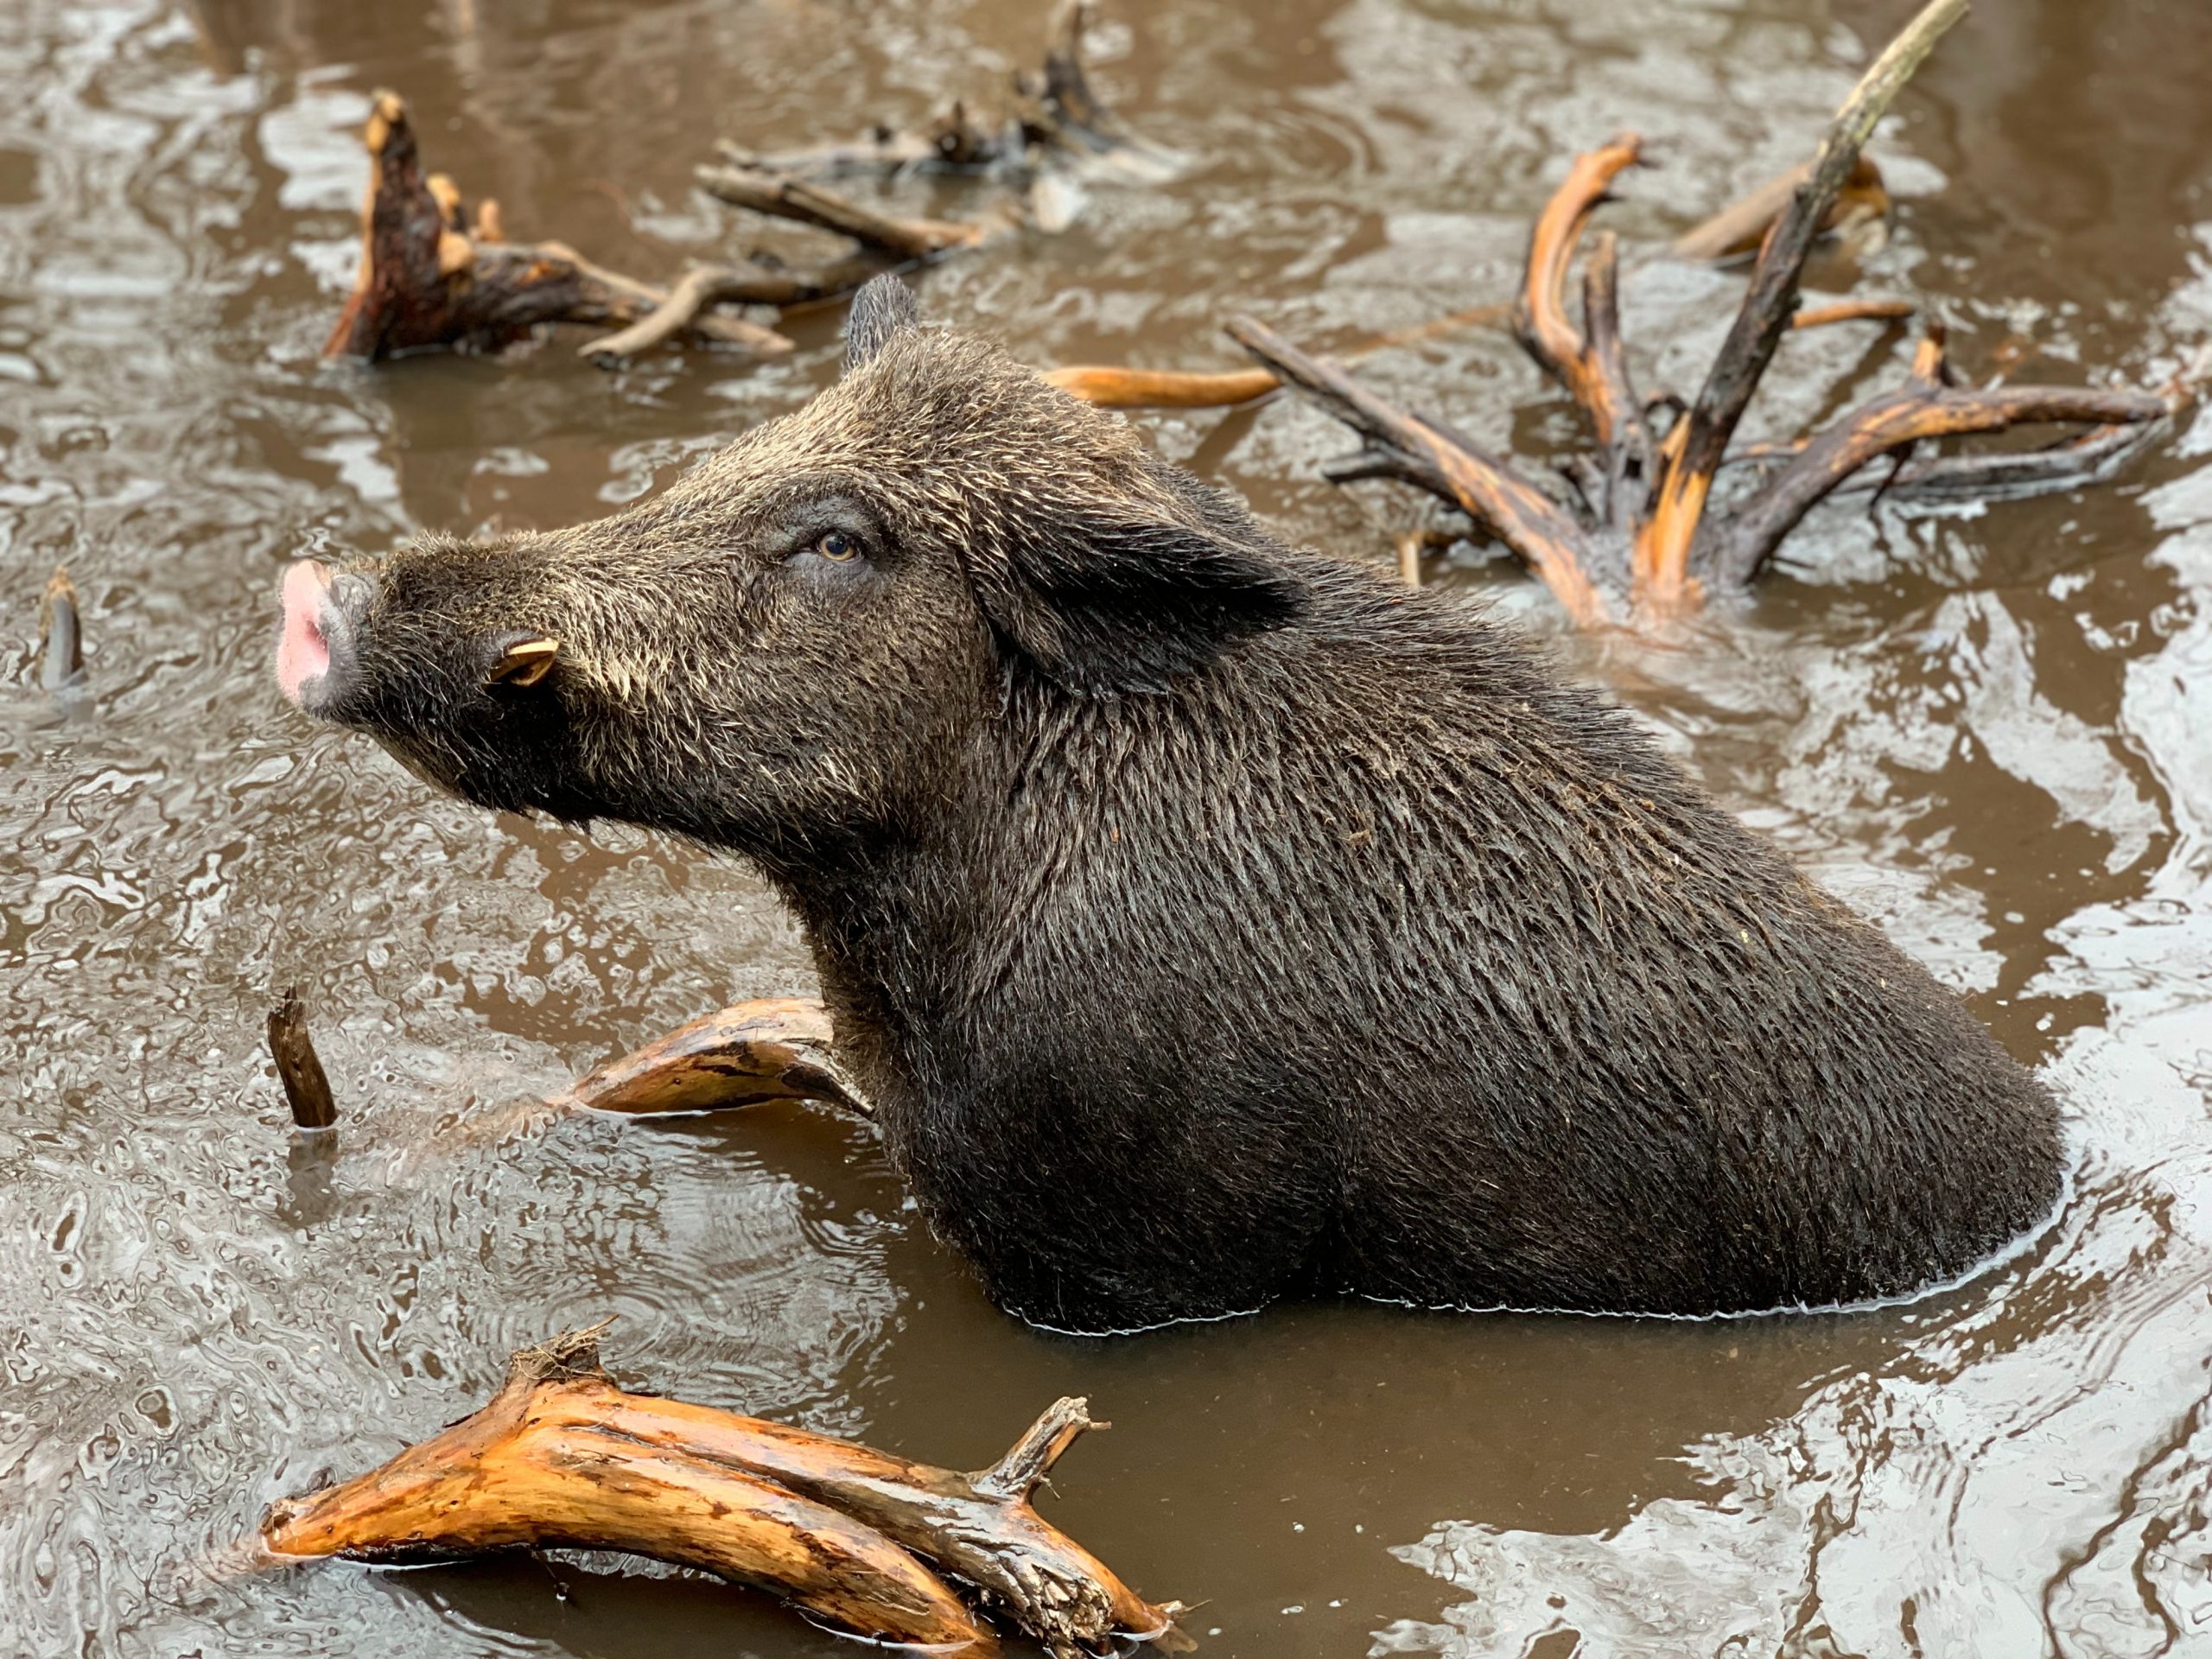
(5, 1, 2211, 1654)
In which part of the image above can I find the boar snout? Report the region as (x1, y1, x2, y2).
(276, 558, 372, 715)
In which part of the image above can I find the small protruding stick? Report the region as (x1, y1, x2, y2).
(267, 989, 338, 1130)
(1227, 315, 1611, 626)
(1395, 527, 1458, 588)
(1637, 0, 1970, 602)
(972, 1397, 1107, 1503)
(1794, 296, 1916, 330)
(37, 566, 86, 691)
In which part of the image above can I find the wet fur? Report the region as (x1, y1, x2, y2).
(297, 277, 2064, 1333)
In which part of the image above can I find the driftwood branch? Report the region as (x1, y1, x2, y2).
(324, 93, 793, 363)
(693, 164, 998, 263)
(257, 1327, 1176, 1657)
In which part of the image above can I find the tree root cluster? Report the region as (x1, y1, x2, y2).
(1216, 0, 2179, 623)
(327, 3, 1166, 369)
(257, 1325, 1177, 1657)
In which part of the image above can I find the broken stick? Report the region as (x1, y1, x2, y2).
(258, 1326, 1176, 1657)
(267, 988, 338, 1130)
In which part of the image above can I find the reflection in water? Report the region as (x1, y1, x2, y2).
(3, 0, 2210, 1656)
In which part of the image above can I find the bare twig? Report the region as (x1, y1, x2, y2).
(580, 265, 795, 366)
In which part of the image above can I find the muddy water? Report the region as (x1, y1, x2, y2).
(3, 0, 2210, 1654)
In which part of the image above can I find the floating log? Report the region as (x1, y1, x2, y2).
(266, 988, 338, 1130)
(1228, 0, 2174, 625)
(258, 1326, 1177, 1657)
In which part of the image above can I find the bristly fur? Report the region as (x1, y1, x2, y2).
(287, 279, 2064, 1334)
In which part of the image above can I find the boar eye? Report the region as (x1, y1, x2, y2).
(812, 529, 862, 563)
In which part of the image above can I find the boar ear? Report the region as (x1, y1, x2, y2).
(968, 481, 1306, 695)
(842, 276, 921, 374)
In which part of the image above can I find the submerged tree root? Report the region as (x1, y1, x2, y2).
(258, 1327, 1178, 1656)
(1215, 0, 2176, 626)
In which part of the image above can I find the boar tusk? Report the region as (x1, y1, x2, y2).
(487, 637, 560, 686)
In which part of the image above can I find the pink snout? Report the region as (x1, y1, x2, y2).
(276, 559, 334, 707)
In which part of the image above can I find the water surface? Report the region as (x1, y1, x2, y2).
(4, 1, 2210, 1654)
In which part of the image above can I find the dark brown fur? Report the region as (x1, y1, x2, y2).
(282, 278, 2063, 1333)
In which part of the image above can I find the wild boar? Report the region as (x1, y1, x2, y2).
(277, 276, 2063, 1334)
